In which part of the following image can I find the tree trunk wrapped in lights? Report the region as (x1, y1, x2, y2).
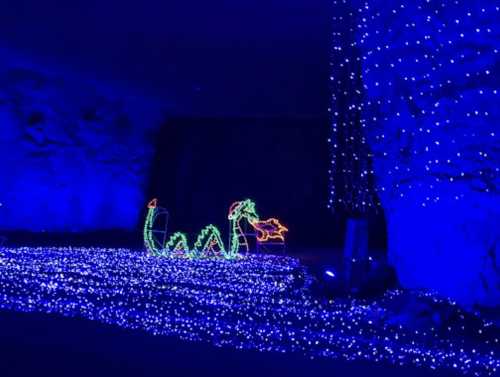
(352, 0, 500, 306)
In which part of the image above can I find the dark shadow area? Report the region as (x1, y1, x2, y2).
(0, 0, 331, 117)
(147, 117, 339, 250)
(0, 310, 460, 377)
(146, 117, 387, 255)
(2, 230, 142, 248)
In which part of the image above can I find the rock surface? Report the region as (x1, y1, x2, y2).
(0, 47, 163, 231)
(357, 0, 500, 306)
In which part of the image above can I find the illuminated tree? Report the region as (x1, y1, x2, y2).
(328, 0, 379, 215)
(328, 0, 380, 289)
(353, 0, 500, 305)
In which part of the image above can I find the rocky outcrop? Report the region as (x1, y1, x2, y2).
(358, 0, 500, 306)
(0, 47, 163, 231)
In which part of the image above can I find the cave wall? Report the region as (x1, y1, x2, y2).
(0, 47, 163, 232)
(357, 0, 500, 306)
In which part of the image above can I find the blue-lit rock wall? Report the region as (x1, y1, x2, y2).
(0, 48, 163, 231)
(357, 1, 500, 306)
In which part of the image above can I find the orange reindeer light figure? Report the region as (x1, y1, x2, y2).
(251, 218, 289, 243)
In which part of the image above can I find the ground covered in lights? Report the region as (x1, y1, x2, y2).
(0, 247, 498, 376)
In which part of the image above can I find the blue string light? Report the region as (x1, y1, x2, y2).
(328, 0, 499, 209)
(0, 246, 497, 376)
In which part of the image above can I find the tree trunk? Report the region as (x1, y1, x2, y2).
(344, 218, 369, 291)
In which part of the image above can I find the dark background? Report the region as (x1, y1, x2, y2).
(0, 0, 331, 117)
(147, 117, 337, 249)
(0, 310, 456, 377)
(0, 0, 386, 251)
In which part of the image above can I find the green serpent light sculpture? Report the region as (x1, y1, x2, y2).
(144, 198, 286, 259)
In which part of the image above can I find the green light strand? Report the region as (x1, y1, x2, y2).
(165, 232, 190, 257)
(227, 199, 260, 259)
(193, 224, 226, 259)
(144, 198, 267, 260)
(144, 206, 161, 256)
